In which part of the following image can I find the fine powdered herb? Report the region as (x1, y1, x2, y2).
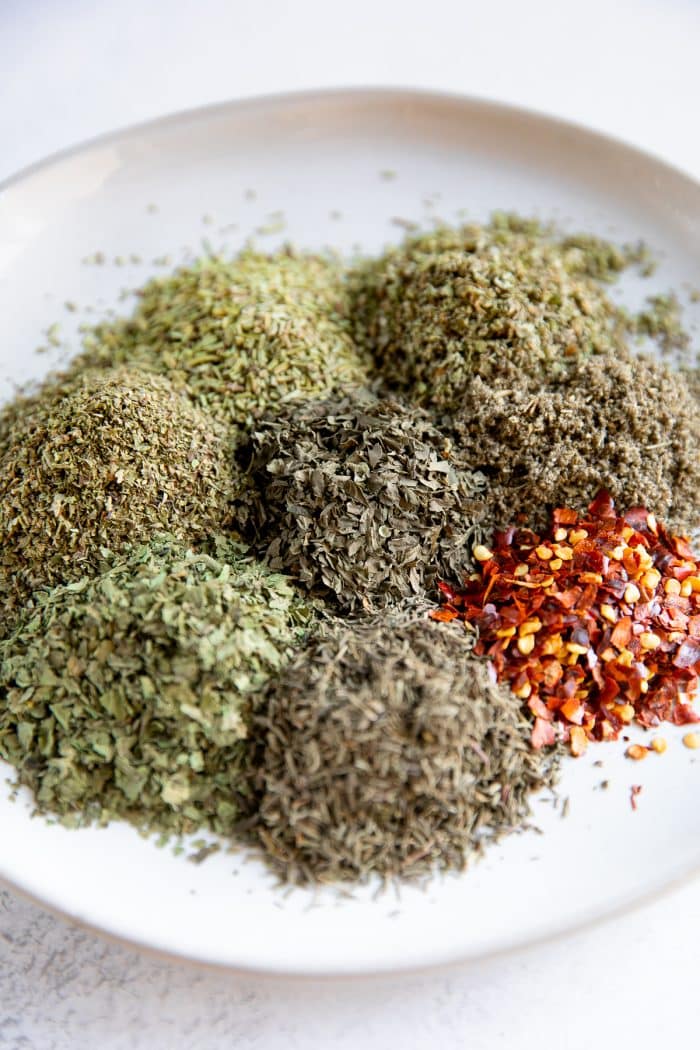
(451, 352, 700, 533)
(74, 249, 371, 432)
(0, 536, 313, 834)
(237, 398, 488, 614)
(248, 619, 558, 884)
(350, 216, 648, 409)
(0, 369, 238, 637)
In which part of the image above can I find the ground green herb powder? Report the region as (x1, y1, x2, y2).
(0, 536, 313, 834)
(248, 618, 558, 884)
(75, 249, 371, 431)
(0, 368, 238, 638)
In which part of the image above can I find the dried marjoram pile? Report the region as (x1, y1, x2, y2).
(350, 215, 648, 409)
(236, 397, 488, 613)
(0, 368, 238, 638)
(0, 537, 313, 834)
(451, 353, 700, 533)
(75, 249, 371, 432)
(248, 619, 558, 884)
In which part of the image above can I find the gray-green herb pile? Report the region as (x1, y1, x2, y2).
(237, 397, 488, 614)
(248, 619, 556, 884)
(0, 536, 312, 835)
(451, 353, 700, 532)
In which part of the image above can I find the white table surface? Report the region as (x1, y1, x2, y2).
(1, 1, 699, 1047)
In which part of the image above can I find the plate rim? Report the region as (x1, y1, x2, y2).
(1, 86, 699, 977)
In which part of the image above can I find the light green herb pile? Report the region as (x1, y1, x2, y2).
(76, 249, 371, 431)
(0, 536, 313, 835)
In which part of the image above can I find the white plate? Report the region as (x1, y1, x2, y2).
(1, 89, 699, 977)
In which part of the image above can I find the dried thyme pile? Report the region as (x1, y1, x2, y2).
(0, 537, 313, 835)
(0, 368, 238, 638)
(350, 215, 647, 409)
(237, 397, 488, 613)
(75, 249, 371, 432)
(248, 619, 558, 884)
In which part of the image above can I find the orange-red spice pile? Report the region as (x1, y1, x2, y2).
(431, 492, 700, 755)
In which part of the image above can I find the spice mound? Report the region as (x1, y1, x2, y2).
(236, 398, 487, 613)
(452, 354, 700, 533)
(0, 537, 313, 834)
(350, 216, 642, 409)
(78, 250, 371, 431)
(432, 492, 700, 755)
(0, 368, 238, 637)
(248, 619, 558, 884)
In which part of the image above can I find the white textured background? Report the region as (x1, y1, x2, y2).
(1, 1, 699, 1047)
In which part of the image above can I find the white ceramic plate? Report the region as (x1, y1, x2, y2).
(1, 89, 699, 977)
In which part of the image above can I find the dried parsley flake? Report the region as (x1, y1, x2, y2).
(0, 536, 313, 835)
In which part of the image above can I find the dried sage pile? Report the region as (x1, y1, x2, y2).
(451, 353, 700, 532)
(237, 397, 488, 613)
(76, 249, 371, 432)
(248, 619, 557, 884)
(0, 536, 313, 835)
(0, 368, 238, 638)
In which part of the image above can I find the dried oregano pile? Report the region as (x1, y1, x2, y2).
(236, 397, 488, 614)
(0, 223, 697, 886)
(74, 249, 371, 432)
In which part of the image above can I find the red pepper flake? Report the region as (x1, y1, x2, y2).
(431, 491, 700, 755)
(630, 784, 643, 811)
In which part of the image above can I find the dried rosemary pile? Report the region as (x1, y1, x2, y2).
(75, 249, 371, 432)
(248, 618, 557, 884)
(236, 397, 488, 613)
(0, 536, 313, 835)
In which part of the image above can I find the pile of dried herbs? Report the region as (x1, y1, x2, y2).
(0, 536, 313, 834)
(75, 249, 371, 432)
(0, 209, 697, 887)
(236, 397, 488, 613)
(248, 619, 557, 884)
(0, 368, 238, 638)
(350, 215, 647, 410)
(451, 353, 700, 532)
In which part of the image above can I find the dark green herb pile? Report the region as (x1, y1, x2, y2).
(0, 368, 238, 638)
(0, 536, 312, 834)
(236, 397, 488, 614)
(248, 618, 556, 884)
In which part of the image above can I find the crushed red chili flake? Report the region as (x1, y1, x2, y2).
(431, 491, 700, 755)
(630, 785, 643, 811)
